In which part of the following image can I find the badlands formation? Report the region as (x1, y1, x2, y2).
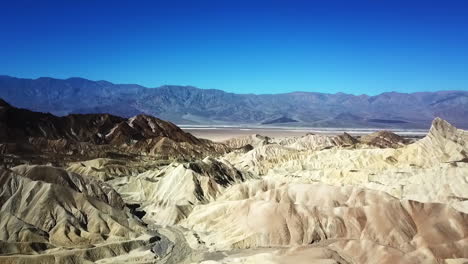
(0, 100, 467, 264)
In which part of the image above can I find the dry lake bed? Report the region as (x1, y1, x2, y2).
(181, 126, 428, 141)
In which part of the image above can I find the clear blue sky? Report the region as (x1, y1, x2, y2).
(1, 0, 468, 95)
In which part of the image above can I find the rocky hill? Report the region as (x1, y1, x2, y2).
(0, 99, 228, 166)
(0, 165, 162, 263)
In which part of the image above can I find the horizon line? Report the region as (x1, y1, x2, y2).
(1, 74, 467, 97)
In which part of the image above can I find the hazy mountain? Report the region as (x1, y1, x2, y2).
(261, 116, 299, 125)
(1, 75, 467, 128)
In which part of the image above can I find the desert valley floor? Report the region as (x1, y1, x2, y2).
(0, 100, 467, 264)
(182, 126, 429, 142)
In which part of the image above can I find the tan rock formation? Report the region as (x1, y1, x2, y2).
(184, 181, 468, 263)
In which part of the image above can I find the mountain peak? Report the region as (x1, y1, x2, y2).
(428, 117, 458, 139)
(0, 98, 11, 107)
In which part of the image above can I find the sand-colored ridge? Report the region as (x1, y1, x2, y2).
(221, 118, 468, 212)
(184, 180, 468, 262)
(108, 157, 253, 226)
(0, 165, 187, 264)
(223, 134, 271, 149)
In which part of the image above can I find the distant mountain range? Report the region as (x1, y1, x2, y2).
(1, 75, 467, 128)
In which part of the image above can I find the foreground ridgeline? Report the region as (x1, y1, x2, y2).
(0, 97, 467, 263)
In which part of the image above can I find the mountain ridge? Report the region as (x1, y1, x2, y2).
(1, 75, 467, 128)
(3, 74, 465, 96)
(0, 99, 229, 166)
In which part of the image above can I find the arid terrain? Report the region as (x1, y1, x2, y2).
(182, 126, 428, 142)
(1, 100, 467, 264)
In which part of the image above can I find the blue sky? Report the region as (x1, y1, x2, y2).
(1, 0, 468, 95)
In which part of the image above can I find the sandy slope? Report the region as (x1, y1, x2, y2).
(0, 166, 184, 264)
(184, 181, 468, 263)
(223, 118, 468, 213)
(108, 157, 252, 226)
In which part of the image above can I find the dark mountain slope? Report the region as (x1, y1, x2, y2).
(0, 99, 228, 166)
